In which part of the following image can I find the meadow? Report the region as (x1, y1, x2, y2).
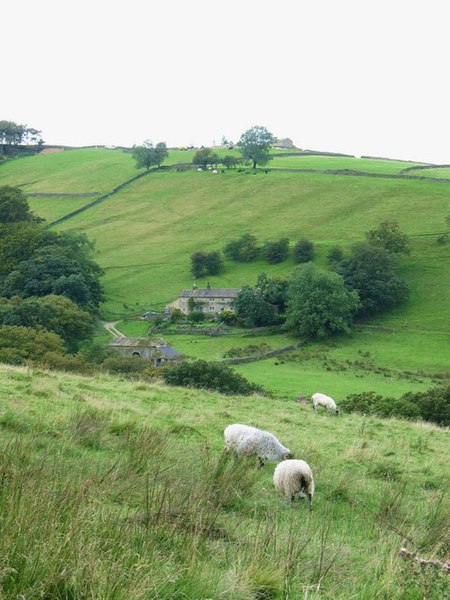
(0, 363, 448, 599)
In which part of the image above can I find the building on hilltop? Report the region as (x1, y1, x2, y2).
(273, 138, 296, 149)
(109, 337, 183, 366)
(166, 288, 241, 315)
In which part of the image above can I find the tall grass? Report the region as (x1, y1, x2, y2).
(0, 365, 448, 598)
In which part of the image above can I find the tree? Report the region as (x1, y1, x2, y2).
(293, 239, 314, 264)
(336, 242, 409, 316)
(256, 273, 289, 312)
(0, 325, 65, 365)
(262, 238, 289, 264)
(1, 295, 94, 352)
(234, 286, 275, 327)
(223, 233, 259, 262)
(132, 140, 168, 170)
(192, 148, 220, 169)
(190, 251, 224, 278)
(0, 121, 43, 155)
(221, 155, 239, 169)
(366, 220, 410, 254)
(3, 240, 103, 310)
(284, 264, 360, 338)
(0, 186, 38, 223)
(237, 125, 275, 169)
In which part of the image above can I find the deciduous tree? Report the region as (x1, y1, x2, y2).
(285, 264, 360, 338)
(238, 125, 275, 169)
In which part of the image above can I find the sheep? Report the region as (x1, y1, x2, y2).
(273, 459, 315, 509)
(311, 392, 339, 415)
(224, 423, 291, 468)
(223, 423, 260, 452)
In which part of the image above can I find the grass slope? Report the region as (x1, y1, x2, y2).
(0, 364, 448, 599)
(46, 169, 449, 329)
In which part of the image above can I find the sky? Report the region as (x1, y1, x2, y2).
(3, 0, 450, 163)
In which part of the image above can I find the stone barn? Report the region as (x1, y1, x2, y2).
(109, 337, 182, 366)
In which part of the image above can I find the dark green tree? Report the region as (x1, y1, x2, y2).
(285, 264, 360, 338)
(237, 125, 275, 169)
(234, 286, 275, 327)
(263, 238, 289, 264)
(224, 233, 259, 262)
(366, 220, 410, 254)
(192, 148, 220, 169)
(132, 140, 168, 170)
(3, 241, 103, 310)
(293, 238, 314, 264)
(337, 242, 409, 316)
(0, 186, 38, 223)
(327, 245, 344, 265)
(221, 155, 239, 169)
(191, 251, 224, 278)
(1, 295, 94, 352)
(256, 273, 289, 313)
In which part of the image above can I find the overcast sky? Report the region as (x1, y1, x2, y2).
(4, 0, 449, 163)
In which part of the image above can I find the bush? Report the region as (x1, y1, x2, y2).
(102, 356, 149, 376)
(163, 360, 264, 395)
(327, 245, 344, 265)
(341, 388, 448, 425)
(262, 238, 289, 264)
(189, 311, 205, 322)
(402, 385, 450, 427)
(224, 234, 259, 262)
(293, 239, 314, 264)
(217, 309, 236, 325)
(190, 251, 224, 278)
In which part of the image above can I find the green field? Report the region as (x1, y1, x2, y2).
(403, 167, 450, 179)
(0, 364, 448, 599)
(2, 148, 449, 398)
(269, 155, 425, 173)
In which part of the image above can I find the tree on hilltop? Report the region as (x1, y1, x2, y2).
(238, 125, 275, 169)
(132, 140, 168, 170)
(192, 148, 220, 170)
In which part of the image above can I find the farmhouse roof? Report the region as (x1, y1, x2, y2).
(180, 288, 240, 299)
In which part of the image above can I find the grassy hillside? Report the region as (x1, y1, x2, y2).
(1, 148, 448, 397)
(0, 364, 448, 599)
(44, 168, 449, 328)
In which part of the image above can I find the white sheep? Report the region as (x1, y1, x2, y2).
(224, 423, 291, 468)
(273, 459, 315, 509)
(223, 423, 260, 452)
(311, 392, 339, 415)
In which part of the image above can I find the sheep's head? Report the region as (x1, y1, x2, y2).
(284, 450, 293, 460)
(335, 408, 340, 416)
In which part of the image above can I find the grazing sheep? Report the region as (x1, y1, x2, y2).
(224, 424, 290, 468)
(273, 459, 315, 509)
(223, 423, 260, 452)
(311, 392, 339, 415)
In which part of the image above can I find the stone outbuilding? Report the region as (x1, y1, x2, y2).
(109, 337, 182, 366)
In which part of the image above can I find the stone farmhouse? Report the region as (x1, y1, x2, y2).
(273, 137, 296, 149)
(166, 288, 241, 315)
(109, 337, 182, 366)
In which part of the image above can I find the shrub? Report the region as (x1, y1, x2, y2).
(190, 251, 224, 278)
(327, 245, 344, 265)
(293, 239, 314, 264)
(163, 360, 264, 395)
(217, 309, 236, 325)
(102, 356, 149, 377)
(223, 234, 259, 262)
(262, 238, 289, 264)
(401, 385, 450, 427)
(189, 311, 205, 322)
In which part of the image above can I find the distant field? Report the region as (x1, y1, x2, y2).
(269, 155, 425, 173)
(27, 195, 95, 222)
(403, 167, 450, 179)
(0, 148, 137, 193)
